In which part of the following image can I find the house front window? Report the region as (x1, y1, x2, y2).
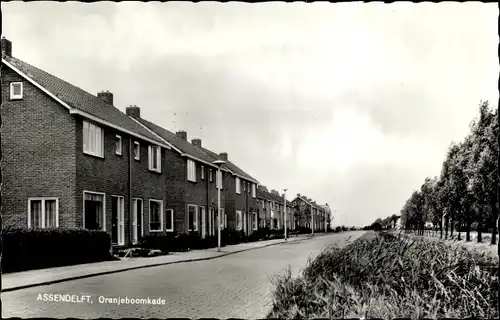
(84, 192, 105, 230)
(235, 177, 241, 194)
(115, 135, 122, 155)
(28, 198, 59, 228)
(83, 121, 104, 158)
(188, 204, 198, 231)
(187, 160, 197, 182)
(166, 209, 174, 232)
(149, 200, 163, 232)
(133, 141, 140, 160)
(236, 210, 243, 230)
(148, 145, 161, 172)
(252, 212, 258, 230)
(252, 184, 256, 198)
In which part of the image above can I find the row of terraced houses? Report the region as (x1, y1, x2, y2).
(1, 37, 330, 248)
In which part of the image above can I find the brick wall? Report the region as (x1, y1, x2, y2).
(1, 66, 78, 228)
(75, 116, 169, 244)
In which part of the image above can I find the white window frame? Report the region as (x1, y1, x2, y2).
(111, 195, 125, 246)
(83, 191, 106, 231)
(148, 145, 162, 172)
(209, 207, 215, 235)
(133, 141, 140, 160)
(209, 169, 213, 182)
(83, 121, 104, 158)
(252, 184, 256, 198)
(201, 165, 205, 180)
(166, 209, 174, 232)
(236, 210, 243, 230)
(235, 177, 241, 194)
(132, 198, 144, 244)
(149, 199, 164, 232)
(187, 204, 198, 231)
(10, 82, 23, 100)
(253, 212, 258, 230)
(187, 159, 197, 182)
(27, 197, 59, 228)
(115, 135, 122, 155)
(200, 206, 206, 238)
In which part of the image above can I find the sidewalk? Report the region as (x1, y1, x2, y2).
(2, 233, 320, 293)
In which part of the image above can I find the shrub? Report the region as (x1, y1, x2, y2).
(267, 231, 498, 319)
(139, 233, 176, 253)
(2, 227, 114, 273)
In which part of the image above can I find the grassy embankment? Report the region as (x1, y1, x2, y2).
(267, 231, 498, 319)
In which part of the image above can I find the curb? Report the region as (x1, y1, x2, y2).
(2, 235, 319, 293)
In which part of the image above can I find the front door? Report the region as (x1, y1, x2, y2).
(132, 198, 143, 244)
(111, 196, 125, 246)
(201, 207, 206, 238)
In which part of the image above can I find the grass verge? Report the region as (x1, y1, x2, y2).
(267, 231, 498, 319)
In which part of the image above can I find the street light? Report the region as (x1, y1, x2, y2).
(283, 189, 287, 241)
(213, 159, 226, 252)
(311, 204, 314, 236)
(324, 204, 328, 234)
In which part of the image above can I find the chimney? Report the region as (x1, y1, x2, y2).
(176, 131, 187, 141)
(191, 138, 202, 148)
(219, 152, 228, 161)
(126, 105, 141, 118)
(97, 90, 113, 106)
(1, 37, 12, 58)
(297, 193, 301, 197)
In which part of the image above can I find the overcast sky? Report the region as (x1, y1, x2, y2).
(3, 2, 498, 226)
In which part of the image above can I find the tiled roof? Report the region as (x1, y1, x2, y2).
(294, 195, 325, 211)
(2, 56, 166, 146)
(200, 147, 258, 184)
(132, 116, 220, 167)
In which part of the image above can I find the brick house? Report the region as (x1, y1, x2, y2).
(1, 38, 177, 247)
(126, 108, 231, 238)
(256, 186, 294, 230)
(291, 194, 327, 232)
(200, 148, 259, 236)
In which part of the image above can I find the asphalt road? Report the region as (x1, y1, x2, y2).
(2, 231, 365, 319)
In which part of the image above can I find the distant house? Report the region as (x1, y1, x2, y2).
(256, 186, 294, 230)
(291, 194, 327, 231)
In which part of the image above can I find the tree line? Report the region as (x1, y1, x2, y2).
(372, 101, 499, 244)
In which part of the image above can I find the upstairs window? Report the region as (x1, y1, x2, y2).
(187, 159, 197, 182)
(201, 165, 205, 180)
(235, 177, 241, 194)
(148, 145, 161, 172)
(209, 169, 213, 182)
(115, 135, 122, 155)
(10, 82, 23, 100)
(252, 184, 256, 198)
(83, 121, 104, 158)
(133, 141, 140, 160)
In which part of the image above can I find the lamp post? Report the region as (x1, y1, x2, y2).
(213, 159, 226, 252)
(311, 204, 314, 235)
(283, 189, 287, 241)
(324, 205, 328, 234)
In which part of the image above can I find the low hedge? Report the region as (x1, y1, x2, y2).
(2, 227, 114, 273)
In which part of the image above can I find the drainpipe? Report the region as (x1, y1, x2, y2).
(128, 136, 133, 248)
